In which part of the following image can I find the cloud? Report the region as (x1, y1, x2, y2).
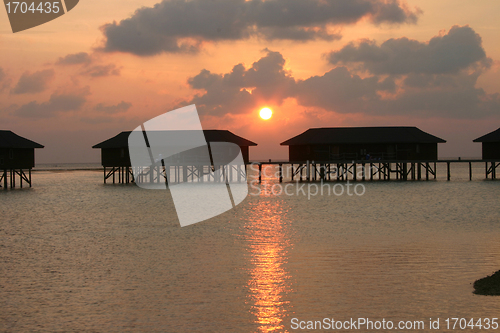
(182, 40, 500, 119)
(100, 0, 420, 56)
(11, 69, 55, 94)
(294, 68, 500, 118)
(294, 66, 387, 112)
(80, 64, 121, 77)
(13, 89, 89, 118)
(184, 49, 294, 115)
(93, 101, 132, 114)
(382, 72, 500, 118)
(327, 25, 491, 75)
(54, 52, 121, 78)
(56, 52, 92, 65)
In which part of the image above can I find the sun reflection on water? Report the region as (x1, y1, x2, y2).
(242, 199, 293, 332)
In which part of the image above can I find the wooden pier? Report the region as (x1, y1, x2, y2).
(253, 159, 500, 183)
(100, 159, 499, 185)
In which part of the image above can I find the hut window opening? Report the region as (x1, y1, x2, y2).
(9, 149, 13, 159)
(120, 148, 125, 158)
(416, 144, 420, 153)
(0, 157, 3, 165)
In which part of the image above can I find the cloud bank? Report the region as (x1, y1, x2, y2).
(183, 26, 500, 119)
(100, 0, 420, 56)
(326, 25, 490, 75)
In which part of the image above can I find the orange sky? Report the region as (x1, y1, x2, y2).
(1, 0, 500, 163)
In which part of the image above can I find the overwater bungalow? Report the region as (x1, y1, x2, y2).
(92, 130, 257, 183)
(473, 128, 500, 160)
(281, 127, 446, 162)
(0, 130, 44, 188)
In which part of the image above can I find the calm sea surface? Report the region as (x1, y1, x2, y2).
(1, 163, 500, 332)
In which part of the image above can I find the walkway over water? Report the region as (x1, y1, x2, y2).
(98, 159, 500, 185)
(252, 159, 500, 183)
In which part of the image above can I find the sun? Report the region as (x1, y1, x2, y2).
(259, 107, 273, 120)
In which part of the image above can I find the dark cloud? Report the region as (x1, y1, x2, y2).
(183, 43, 500, 119)
(56, 52, 92, 65)
(327, 25, 490, 75)
(371, 0, 420, 25)
(384, 72, 500, 118)
(11, 69, 55, 94)
(295, 69, 500, 118)
(13, 89, 89, 118)
(294, 66, 384, 112)
(93, 101, 132, 114)
(80, 64, 121, 77)
(184, 49, 294, 115)
(100, 0, 420, 56)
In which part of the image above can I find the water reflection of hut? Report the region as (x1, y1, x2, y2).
(0, 130, 44, 189)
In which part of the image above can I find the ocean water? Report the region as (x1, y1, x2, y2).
(1, 164, 500, 332)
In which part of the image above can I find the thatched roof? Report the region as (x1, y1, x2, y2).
(473, 128, 500, 143)
(0, 130, 44, 148)
(93, 130, 257, 149)
(281, 127, 446, 146)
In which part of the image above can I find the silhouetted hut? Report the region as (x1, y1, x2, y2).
(93, 130, 257, 183)
(0, 130, 44, 188)
(281, 127, 446, 162)
(473, 128, 500, 159)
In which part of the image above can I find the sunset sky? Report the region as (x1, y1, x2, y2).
(1, 0, 500, 163)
